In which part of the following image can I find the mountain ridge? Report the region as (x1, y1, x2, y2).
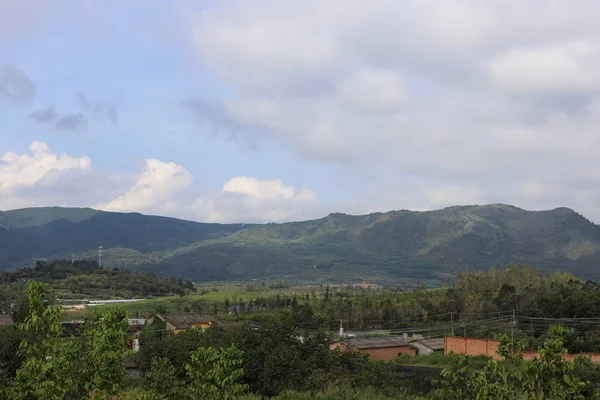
(1, 204, 599, 284)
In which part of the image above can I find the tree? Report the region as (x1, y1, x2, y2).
(0, 326, 28, 378)
(141, 357, 185, 400)
(82, 308, 129, 395)
(186, 345, 248, 400)
(17, 281, 61, 343)
(6, 282, 130, 399)
(435, 327, 588, 399)
(9, 281, 81, 400)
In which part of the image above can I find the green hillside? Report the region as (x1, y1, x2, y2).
(2, 204, 600, 284)
(0, 207, 99, 229)
(0, 207, 249, 269)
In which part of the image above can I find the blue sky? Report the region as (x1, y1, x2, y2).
(2, 1, 600, 222)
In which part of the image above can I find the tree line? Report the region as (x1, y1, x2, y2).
(0, 259, 195, 307)
(6, 278, 600, 398)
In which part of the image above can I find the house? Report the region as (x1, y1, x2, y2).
(331, 337, 419, 360)
(0, 314, 14, 326)
(150, 313, 217, 334)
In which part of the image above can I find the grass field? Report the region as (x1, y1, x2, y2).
(96, 283, 321, 317)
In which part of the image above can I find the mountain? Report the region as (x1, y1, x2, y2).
(0, 207, 249, 269)
(2, 205, 600, 284)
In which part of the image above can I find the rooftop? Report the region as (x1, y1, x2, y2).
(346, 337, 414, 350)
(416, 338, 445, 351)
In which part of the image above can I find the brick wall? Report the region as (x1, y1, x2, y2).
(446, 336, 600, 362)
(359, 345, 417, 360)
(445, 337, 501, 359)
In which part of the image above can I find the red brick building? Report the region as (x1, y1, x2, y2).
(148, 313, 217, 334)
(331, 337, 418, 360)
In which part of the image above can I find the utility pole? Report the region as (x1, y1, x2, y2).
(530, 320, 534, 336)
(450, 312, 454, 336)
(511, 310, 516, 345)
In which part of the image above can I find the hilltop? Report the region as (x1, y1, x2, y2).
(2, 204, 600, 284)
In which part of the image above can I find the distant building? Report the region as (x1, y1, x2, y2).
(0, 314, 14, 326)
(331, 337, 445, 361)
(128, 318, 146, 326)
(331, 337, 419, 360)
(150, 313, 217, 334)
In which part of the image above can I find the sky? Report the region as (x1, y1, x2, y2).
(2, 0, 600, 223)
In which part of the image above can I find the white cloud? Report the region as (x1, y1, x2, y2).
(489, 42, 600, 93)
(0, 142, 199, 218)
(0, 141, 90, 194)
(338, 69, 409, 111)
(421, 185, 486, 209)
(223, 177, 293, 199)
(191, 176, 317, 223)
(98, 159, 193, 213)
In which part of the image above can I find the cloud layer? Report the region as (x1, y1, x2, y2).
(5, 1, 600, 223)
(186, 0, 600, 220)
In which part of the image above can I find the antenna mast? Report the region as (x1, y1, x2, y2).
(98, 246, 103, 268)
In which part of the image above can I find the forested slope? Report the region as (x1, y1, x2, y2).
(3, 204, 600, 283)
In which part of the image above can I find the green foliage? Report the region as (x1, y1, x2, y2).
(141, 357, 184, 400)
(138, 325, 232, 378)
(10, 282, 81, 399)
(139, 317, 167, 347)
(82, 309, 129, 395)
(138, 318, 409, 398)
(10, 339, 82, 400)
(0, 326, 28, 377)
(236, 387, 401, 399)
(17, 281, 61, 342)
(139, 346, 247, 400)
(573, 356, 600, 398)
(5, 282, 131, 399)
(186, 345, 248, 400)
(436, 327, 588, 399)
(393, 352, 491, 369)
(1, 259, 194, 298)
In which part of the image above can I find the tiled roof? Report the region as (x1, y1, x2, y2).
(416, 338, 445, 351)
(346, 337, 414, 350)
(159, 313, 216, 329)
(0, 314, 14, 326)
